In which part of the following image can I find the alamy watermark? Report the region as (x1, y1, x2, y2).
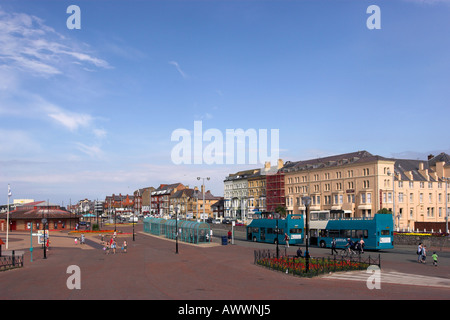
(366, 265, 381, 290)
(66, 265, 81, 290)
(171, 121, 279, 165)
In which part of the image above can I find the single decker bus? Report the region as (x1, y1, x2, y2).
(246, 211, 304, 245)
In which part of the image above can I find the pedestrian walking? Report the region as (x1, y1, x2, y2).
(296, 247, 303, 258)
(359, 237, 365, 254)
(331, 237, 338, 255)
(421, 245, 427, 264)
(432, 252, 438, 267)
(417, 243, 423, 263)
(81, 234, 85, 245)
(74, 237, 78, 245)
(105, 242, 110, 255)
(112, 240, 117, 254)
(122, 240, 127, 253)
(227, 230, 232, 243)
(284, 233, 290, 248)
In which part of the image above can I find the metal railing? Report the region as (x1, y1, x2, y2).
(0, 251, 24, 271)
(254, 249, 381, 277)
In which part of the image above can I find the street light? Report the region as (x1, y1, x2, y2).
(197, 177, 210, 222)
(275, 218, 280, 259)
(301, 196, 311, 273)
(174, 206, 179, 254)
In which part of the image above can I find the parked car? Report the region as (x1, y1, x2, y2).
(129, 216, 138, 223)
(222, 219, 232, 225)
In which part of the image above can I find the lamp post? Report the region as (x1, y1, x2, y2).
(302, 196, 311, 273)
(275, 219, 280, 259)
(41, 218, 47, 259)
(6, 184, 11, 249)
(197, 177, 210, 222)
(174, 206, 179, 254)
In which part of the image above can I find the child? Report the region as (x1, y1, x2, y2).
(432, 252, 438, 267)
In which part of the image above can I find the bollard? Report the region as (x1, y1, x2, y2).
(12, 250, 15, 267)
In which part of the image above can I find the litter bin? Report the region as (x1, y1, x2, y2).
(221, 236, 228, 245)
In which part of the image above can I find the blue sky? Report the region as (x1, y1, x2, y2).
(1, 0, 449, 204)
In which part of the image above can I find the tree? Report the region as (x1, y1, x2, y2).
(275, 205, 287, 218)
(377, 208, 392, 214)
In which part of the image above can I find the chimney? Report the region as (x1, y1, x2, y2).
(277, 159, 284, 169)
(265, 161, 271, 171)
(428, 154, 434, 161)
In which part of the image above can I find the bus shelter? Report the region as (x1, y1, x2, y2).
(143, 217, 167, 236)
(165, 220, 211, 244)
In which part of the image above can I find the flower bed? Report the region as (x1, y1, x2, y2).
(256, 256, 370, 277)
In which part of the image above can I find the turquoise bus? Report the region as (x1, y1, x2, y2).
(309, 211, 394, 250)
(246, 212, 304, 245)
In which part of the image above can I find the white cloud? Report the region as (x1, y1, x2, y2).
(169, 61, 188, 79)
(0, 8, 111, 78)
(75, 142, 105, 159)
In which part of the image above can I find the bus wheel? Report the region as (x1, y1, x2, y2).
(253, 237, 257, 242)
(319, 240, 326, 248)
(274, 239, 278, 245)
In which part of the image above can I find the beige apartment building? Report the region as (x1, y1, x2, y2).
(282, 151, 450, 231)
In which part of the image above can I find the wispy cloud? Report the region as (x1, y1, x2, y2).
(169, 61, 188, 79)
(75, 142, 105, 159)
(0, 7, 111, 77)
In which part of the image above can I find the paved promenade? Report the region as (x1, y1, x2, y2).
(0, 224, 449, 301)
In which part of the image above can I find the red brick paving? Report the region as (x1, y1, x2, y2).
(0, 225, 449, 301)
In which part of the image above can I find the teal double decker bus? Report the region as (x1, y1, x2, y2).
(246, 212, 304, 245)
(310, 211, 394, 250)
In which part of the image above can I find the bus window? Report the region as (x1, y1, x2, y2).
(328, 230, 339, 238)
(248, 227, 259, 234)
(381, 230, 390, 236)
(340, 229, 352, 238)
(290, 228, 302, 234)
(267, 228, 274, 234)
(355, 230, 368, 238)
(319, 212, 329, 220)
